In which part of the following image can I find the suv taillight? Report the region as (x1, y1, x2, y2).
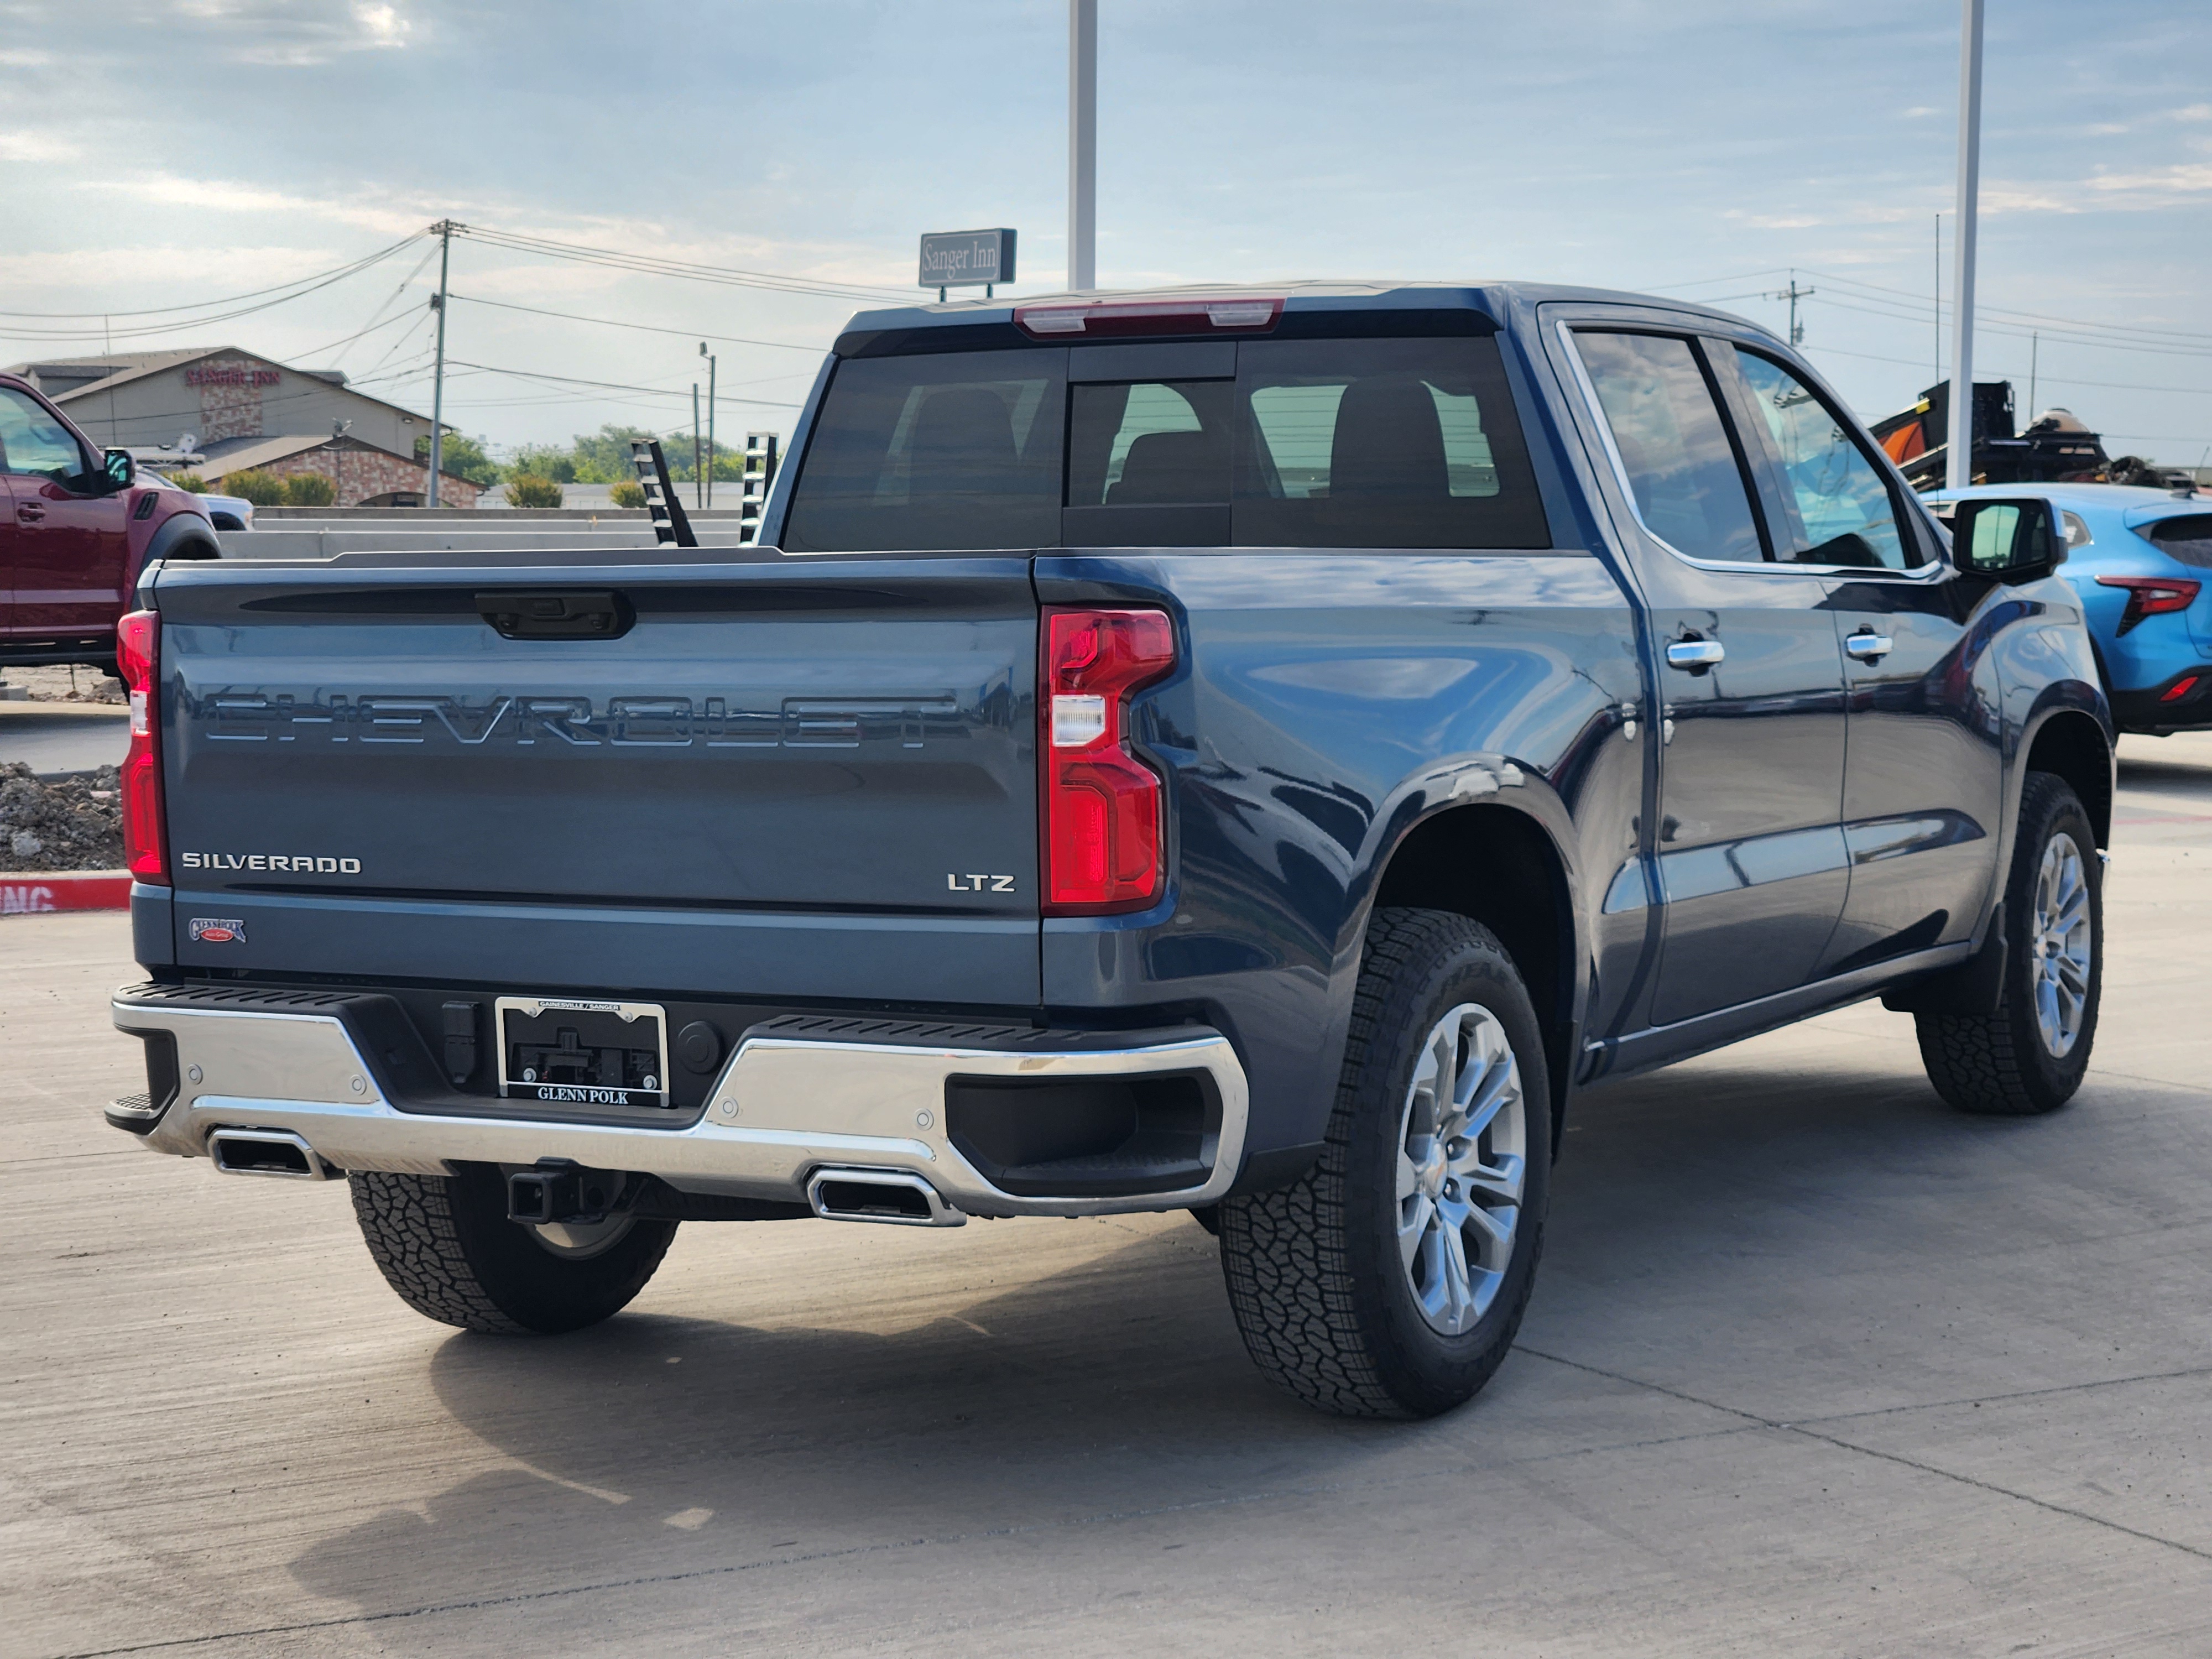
(1041, 608, 1175, 914)
(116, 609, 166, 885)
(2097, 573, 2200, 635)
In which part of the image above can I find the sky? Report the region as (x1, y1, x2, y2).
(2, 0, 2207, 463)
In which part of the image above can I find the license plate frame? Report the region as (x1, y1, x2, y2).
(494, 995, 671, 1110)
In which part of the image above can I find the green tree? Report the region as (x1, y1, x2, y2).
(284, 472, 336, 507)
(413, 430, 503, 487)
(507, 442, 577, 483)
(609, 481, 647, 509)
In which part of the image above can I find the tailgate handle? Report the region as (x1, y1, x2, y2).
(476, 591, 634, 641)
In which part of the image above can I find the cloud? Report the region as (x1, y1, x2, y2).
(0, 46, 50, 64)
(0, 129, 77, 161)
(97, 172, 429, 237)
(165, 0, 414, 64)
(2089, 163, 2212, 196)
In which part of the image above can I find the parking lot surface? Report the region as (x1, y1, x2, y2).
(5, 734, 2210, 1658)
(0, 703, 128, 780)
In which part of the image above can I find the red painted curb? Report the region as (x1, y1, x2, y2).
(1, 871, 133, 915)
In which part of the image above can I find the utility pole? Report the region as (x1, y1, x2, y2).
(1068, 0, 1097, 290)
(700, 342, 717, 509)
(427, 219, 453, 508)
(1768, 274, 1814, 346)
(2028, 331, 2038, 421)
(1933, 213, 1942, 388)
(1947, 0, 1984, 491)
(692, 384, 703, 511)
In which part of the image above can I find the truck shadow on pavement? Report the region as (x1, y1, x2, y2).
(283, 1046, 2093, 1616)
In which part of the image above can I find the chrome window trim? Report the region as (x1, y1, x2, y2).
(1555, 320, 1945, 586)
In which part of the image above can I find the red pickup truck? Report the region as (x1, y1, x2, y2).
(2, 372, 220, 677)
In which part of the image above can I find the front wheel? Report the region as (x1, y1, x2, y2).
(1217, 909, 1551, 1419)
(349, 1163, 677, 1333)
(1916, 771, 2102, 1115)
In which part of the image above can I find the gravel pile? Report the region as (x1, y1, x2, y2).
(0, 762, 126, 872)
(0, 665, 127, 703)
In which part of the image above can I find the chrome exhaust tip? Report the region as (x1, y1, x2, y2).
(207, 1128, 333, 1181)
(806, 1167, 964, 1228)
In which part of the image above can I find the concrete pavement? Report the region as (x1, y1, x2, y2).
(0, 703, 128, 779)
(4, 734, 2210, 1657)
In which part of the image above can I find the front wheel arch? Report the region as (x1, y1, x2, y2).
(2021, 708, 2112, 849)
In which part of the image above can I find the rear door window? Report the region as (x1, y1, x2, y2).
(1233, 337, 1546, 549)
(1573, 331, 1766, 564)
(782, 331, 1549, 552)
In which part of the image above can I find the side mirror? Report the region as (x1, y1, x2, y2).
(102, 448, 135, 493)
(1948, 497, 2065, 584)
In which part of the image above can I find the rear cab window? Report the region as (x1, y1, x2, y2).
(781, 327, 1550, 552)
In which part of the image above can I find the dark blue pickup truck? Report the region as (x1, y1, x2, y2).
(105, 284, 2113, 1419)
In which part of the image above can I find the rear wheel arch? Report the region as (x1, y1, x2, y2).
(1368, 802, 1578, 1144)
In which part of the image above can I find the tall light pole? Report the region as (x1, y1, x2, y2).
(1947, 0, 1984, 491)
(427, 218, 453, 508)
(1068, 0, 1097, 291)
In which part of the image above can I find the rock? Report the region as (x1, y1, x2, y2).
(0, 763, 125, 872)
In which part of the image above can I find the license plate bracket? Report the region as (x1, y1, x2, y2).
(495, 996, 670, 1109)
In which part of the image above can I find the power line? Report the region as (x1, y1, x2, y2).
(0, 234, 425, 319)
(0, 240, 430, 347)
(1807, 340, 2212, 397)
(455, 223, 909, 304)
(440, 358, 802, 408)
(448, 292, 829, 353)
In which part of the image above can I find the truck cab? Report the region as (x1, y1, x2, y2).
(1, 372, 220, 677)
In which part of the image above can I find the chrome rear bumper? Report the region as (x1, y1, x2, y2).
(109, 987, 1248, 1219)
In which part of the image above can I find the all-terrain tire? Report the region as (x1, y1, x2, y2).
(1217, 908, 1552, 1419)
(1916, 772, 2102, 1116)
(348, 1163, 677, 1334)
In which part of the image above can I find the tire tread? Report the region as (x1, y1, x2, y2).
(1218, 907, 1544, 1419)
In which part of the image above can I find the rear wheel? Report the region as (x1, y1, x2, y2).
(1916, 772, 2101, 1115)
(348, 1162, 677, 1333)
(1217, 909, 1551, 1419)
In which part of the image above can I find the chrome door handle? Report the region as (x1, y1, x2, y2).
(1845, 631, 1893, 662)
(15, 503, 44, 522)
(1665, 639, 1725, 670)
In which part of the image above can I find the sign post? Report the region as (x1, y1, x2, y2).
(919, 228, 1018, 301)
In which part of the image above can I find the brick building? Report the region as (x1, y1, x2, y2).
(2, 346, 479, 507)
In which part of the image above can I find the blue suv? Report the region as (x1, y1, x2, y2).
(1931, 482, 2212, 733)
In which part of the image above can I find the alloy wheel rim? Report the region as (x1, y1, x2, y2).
(2031, 832, 2093, 1058)
(1394, 1002, 1526, 1337)
(529, 1214, 637, 1259)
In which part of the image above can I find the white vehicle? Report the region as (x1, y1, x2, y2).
(145, 469, 253, 531)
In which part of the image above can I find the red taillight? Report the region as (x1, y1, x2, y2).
(1041, 608, 1176, 913)
(2098, 573, 2201, 635)
(116, 608, 166, 885)
(1014, 296, 1283, 340)
(2162, 675, 2203, 704)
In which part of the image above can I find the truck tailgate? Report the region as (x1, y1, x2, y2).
(150, 553, 1040, 1004)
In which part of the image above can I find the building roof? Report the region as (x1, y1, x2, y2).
(1, 345, 431, 426)
(192, 430, 477, 486)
